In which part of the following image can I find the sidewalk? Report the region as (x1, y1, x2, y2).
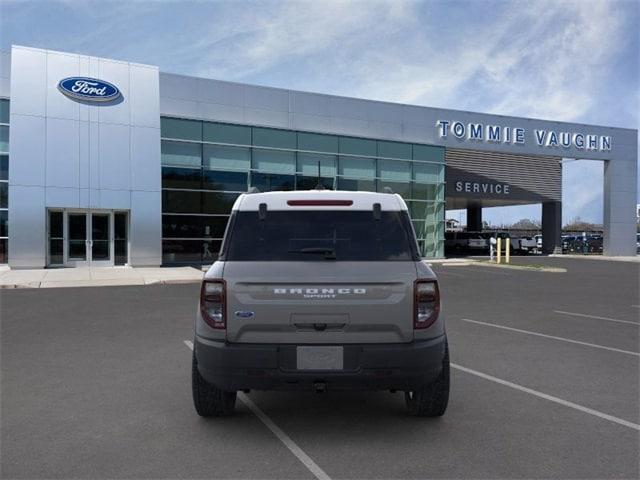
(549, 254, 640, 263)
(0, 266, 204, 289)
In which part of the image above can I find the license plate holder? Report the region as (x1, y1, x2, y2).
(296, 346, 344, 370)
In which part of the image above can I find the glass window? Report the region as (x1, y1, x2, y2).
(203, 122, 251, 145)
(339, 137, 376, 157)
(162, 167, 202, 190)
(338, 156, 375, 179)
(0, 126, 8, 154)
(161, 141, 201, 167)
(203, 145, 250, 171)
(0, 210, 7, 237)
(114, 212, 128, 266)
(296, 176, 334, 190)
(297, 153, 336, 177)
(297, 132, 338, 153)
(412, 220, 426, 239)
(413, 163, 443, 183)
(336, 177, 375, 192)
(162, 190, 202, 214)
(224, 211, 419, 261)
(0, 99, 9, 124)
(377, 180, 411, 198)
(68, 214, 87, 260)
(162, 239, 207, 264)
(251, 172, 295, 192)
(377, 160, 411, 181)
(161, 117, 202, 141)
(408, 201, 443, 223)
(49, 211, 63, 238)
(428, 203, 445, 224)
(252, 149, 295, 174)
(0, 238, 6, 263)
(413, 144, 445, 163)
(162, 215, 203, 238)
(408, 201, 427, 220)
(202, 192, 240, 214)
(48, 210, 63, 266)
(48, 239, 62, 265)
(202, 170, 247, 192)
(162, 239, 221, 264)
(412, 182, 443, 201)
(0, 182, 6, 208)
(378, 141, 411, 160)
(202, 216, 229, 238)
(252, 127, 296, 149)
(0, 155, 7, 181)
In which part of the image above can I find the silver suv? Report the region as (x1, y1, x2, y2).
(192, 190, 449, 417)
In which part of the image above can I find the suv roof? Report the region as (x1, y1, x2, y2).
(233, 189, 408, 212)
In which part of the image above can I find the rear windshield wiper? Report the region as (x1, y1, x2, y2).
(288, 247, 337, 259)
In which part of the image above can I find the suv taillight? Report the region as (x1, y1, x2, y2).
(414, 280, 440, 329)
(200, 279, 226, 329)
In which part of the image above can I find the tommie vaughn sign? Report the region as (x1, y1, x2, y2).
(58, 77, 121, 102)
(436, 120, 612, 152)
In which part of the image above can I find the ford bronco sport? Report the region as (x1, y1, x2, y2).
(192, 190, 449, 417)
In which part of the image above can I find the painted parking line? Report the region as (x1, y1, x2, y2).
(460, 318, 640, 357)
(433, 270, 466, 278)
(554, 310, 639, 326)
(184, 340, 331, 480)
(451, 363, 640, 431)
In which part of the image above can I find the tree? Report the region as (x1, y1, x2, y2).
(563, 216, 602, 232)
(509, 218, 540, 230)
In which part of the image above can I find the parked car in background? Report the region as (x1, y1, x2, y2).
(445, 231, 488, 255)
(533, 234, 543, 254)
(518, 236, 537, 254)
(563, 234, 603, 254)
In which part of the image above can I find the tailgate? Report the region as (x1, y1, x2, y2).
(223, 261, 417, 344)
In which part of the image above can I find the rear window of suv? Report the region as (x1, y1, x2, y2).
(221, 210, 420, 261)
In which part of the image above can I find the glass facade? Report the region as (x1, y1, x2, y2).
(160, 117, 445, 265)
(0, 99, 8, 264)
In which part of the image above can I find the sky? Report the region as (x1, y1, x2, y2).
(1, 0, 638, 226)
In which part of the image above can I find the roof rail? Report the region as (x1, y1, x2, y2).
(383, 186, 394, 194)
(247, 186, 261, 194)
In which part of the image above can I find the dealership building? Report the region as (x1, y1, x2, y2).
(0, 45, 637, 268)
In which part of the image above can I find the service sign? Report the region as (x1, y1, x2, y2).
(58, 77, 121, 102)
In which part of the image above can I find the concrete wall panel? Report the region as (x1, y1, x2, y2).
(98, 122, 130, 190)
(8, 185, 46, 267)
(10, 47, 46, 117)
(46, 51, 80, 121)
(129, 190, 161, 266)
(8, 114, 45, 186)
(46, 117, 80, 188)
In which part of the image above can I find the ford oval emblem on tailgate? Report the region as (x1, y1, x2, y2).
(235, 311, 254, 318)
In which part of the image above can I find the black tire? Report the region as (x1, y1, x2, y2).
(192, 352, 237, 417)
(405, 340, 450, 417)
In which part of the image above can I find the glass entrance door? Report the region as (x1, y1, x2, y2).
(49, 209, 128, 267)
(90, 213, 111, 265)
(67, 213, 88, 266)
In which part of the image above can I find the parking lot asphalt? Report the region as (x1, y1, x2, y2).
(1, 257, 639, 479)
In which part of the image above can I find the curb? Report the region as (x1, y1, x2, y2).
(470, 262, 566, 273)
(0, 278, 202, 289)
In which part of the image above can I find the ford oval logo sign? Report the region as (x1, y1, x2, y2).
(58, 77, 121, 102)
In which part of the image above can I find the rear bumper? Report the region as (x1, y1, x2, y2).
(194, 335, 447, 392)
